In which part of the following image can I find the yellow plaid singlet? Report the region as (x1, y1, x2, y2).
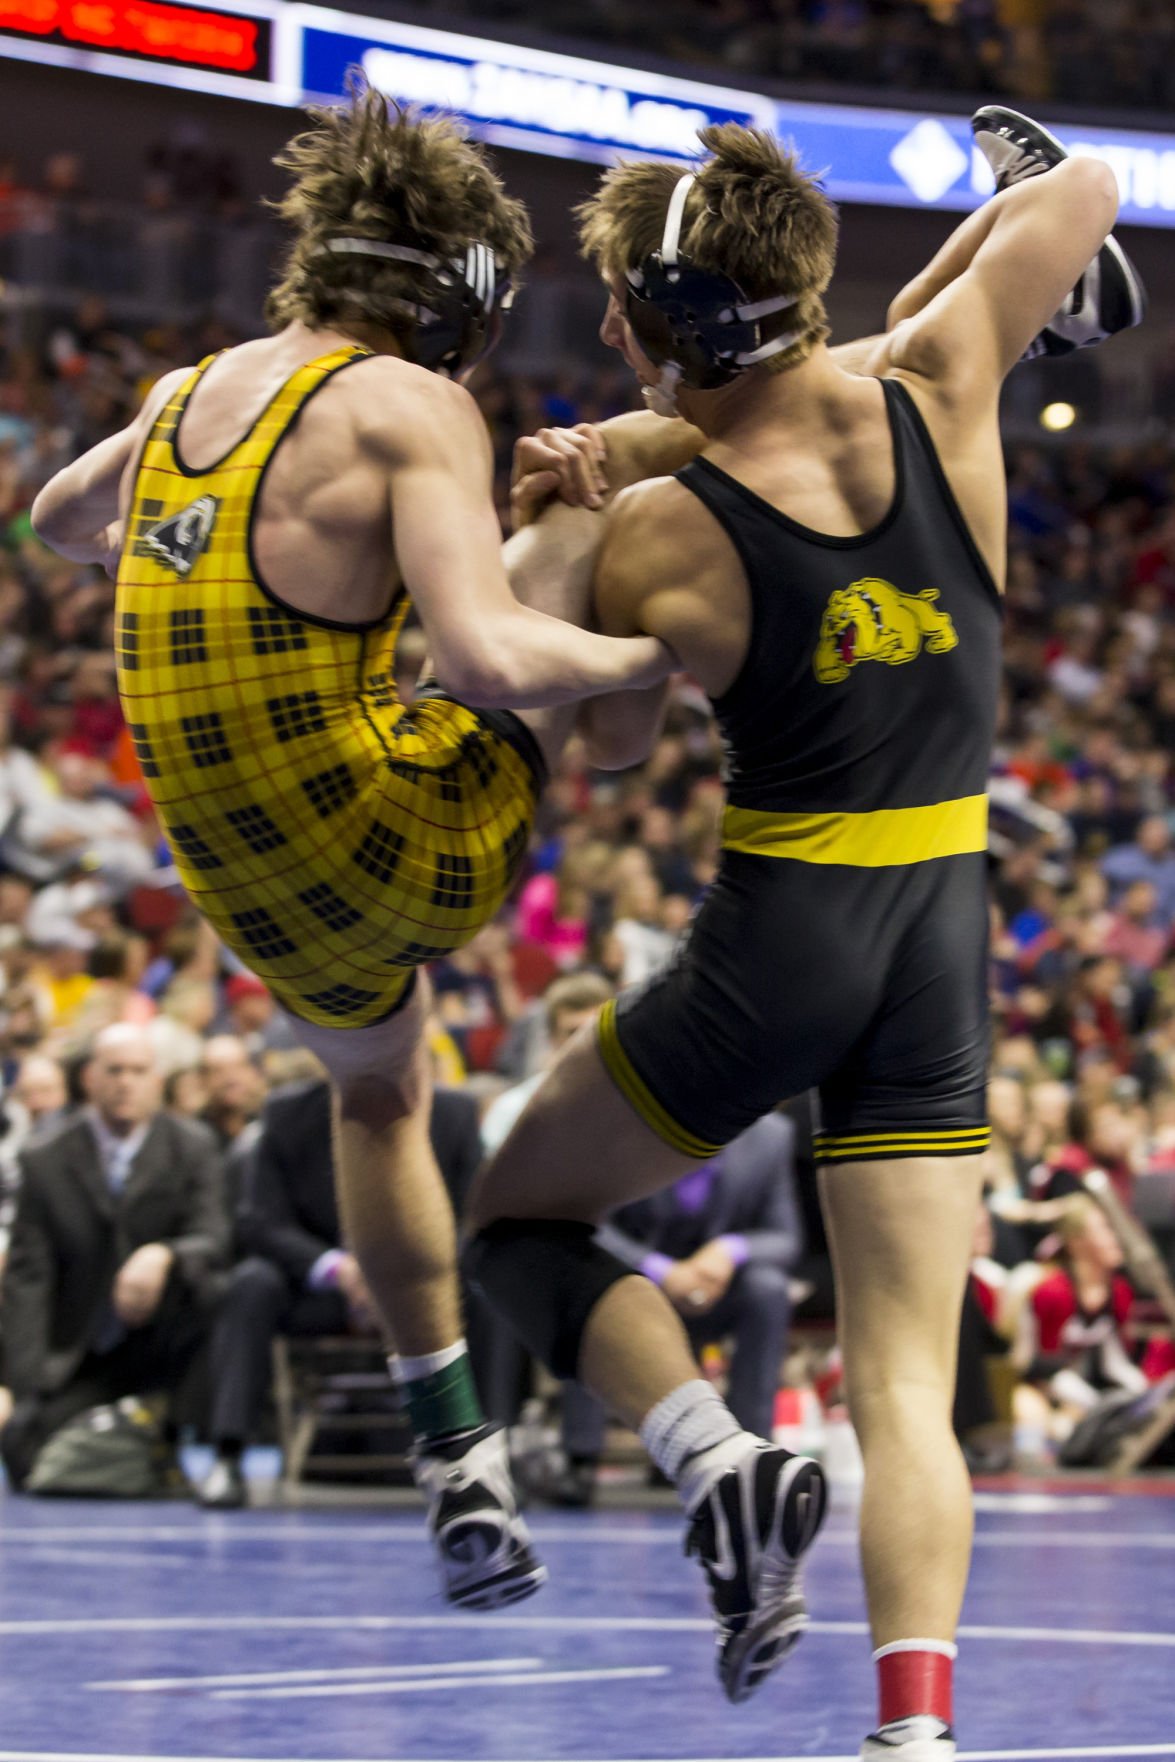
(116, 347, 542, 1027)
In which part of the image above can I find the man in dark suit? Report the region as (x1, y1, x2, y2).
(199, 1077, 483, 1507)
(0, 1024, 229, 1490)
(548, 1112, 803, 1504)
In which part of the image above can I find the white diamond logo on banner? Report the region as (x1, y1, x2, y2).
(889, 118, 970, 203)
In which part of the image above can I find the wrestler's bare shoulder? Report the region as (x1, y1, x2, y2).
(605, 474, 732, 584)
(338, 359, 486, 464)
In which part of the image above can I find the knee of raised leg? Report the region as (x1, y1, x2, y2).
(462, 1217, 630, 1381)
(337, 1068, 421, 1130)
(231, 1256, 289, 1308)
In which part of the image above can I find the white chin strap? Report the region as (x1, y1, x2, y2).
(642, 363, 684, 419)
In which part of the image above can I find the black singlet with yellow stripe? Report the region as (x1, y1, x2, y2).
(116, 348, 543, 1028)
(598, 379, 1001, 1163)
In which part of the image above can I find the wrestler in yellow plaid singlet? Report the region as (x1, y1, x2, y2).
(116, 347, 543, 1028)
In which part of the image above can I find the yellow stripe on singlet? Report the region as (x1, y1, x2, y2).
(814, 1128, 991, 1162)
(721, 794, 989, 867)
(596, 1000, 721, 1162)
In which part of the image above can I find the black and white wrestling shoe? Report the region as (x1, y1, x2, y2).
(414, 1425, 547, 1609)
(971, 104, 1146, 358)
(861, 1716, 957, 1759)
(686, 1443, 827, 1704)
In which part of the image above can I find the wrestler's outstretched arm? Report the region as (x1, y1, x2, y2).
(31, 367, 190, 571)
(381, 369, 679, 711)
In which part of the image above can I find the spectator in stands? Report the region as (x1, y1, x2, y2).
(982, 1073, 1046, 1264)
(431, 924, 523, 1072)
(197, 1076, 482, 1508)
(18, 752, 152, 895)
(1036, 1094, 1147, 1209)
(1014, 1194, 1147, 1451)
(0, 875, 32, 952)
(213, 972, 297, 1058)
(481, 972, 614, 1156)
(65, 652, 122, 759)
(514, 848, 594, 971)
(599, 1111, 803, 1441)
(27, 926, 98, 1035)
(0, 1051, 69, 1273)
(0, 1024, 228, 1490)
(1104, 879, 1171, 978)
(197, 1035, 265, 1154)
(62, 930, 154, 1047)
(603, 870, 675, 988)
(1040, 954, 1133, 1072)
(148, 976, 217, 1075)
(23, 874, 112, 958)
(1102, 816, 1175, 923)
(0, 685, 52, 877)
(11, 1052, 68, 1135)
(162, 1066, 207, 1121)
(955, 1203, 1013, 1474)
(474, 971, 614, 1450)
(1137, 1001, 1175, 1102)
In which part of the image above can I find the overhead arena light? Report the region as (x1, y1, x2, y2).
(1040, 402, 1079, 432)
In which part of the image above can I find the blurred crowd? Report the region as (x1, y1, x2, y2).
(0, 274, 1173, 1490)
(412, 0, 1175, 114)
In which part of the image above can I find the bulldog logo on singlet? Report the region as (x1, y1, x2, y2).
(137, 494, 219, 578)
(813, 576, 958, 684)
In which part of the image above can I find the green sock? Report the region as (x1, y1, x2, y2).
(390, 1344, 484, 1446)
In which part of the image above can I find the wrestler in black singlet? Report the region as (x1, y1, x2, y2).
(596, 378, 1002, 1165)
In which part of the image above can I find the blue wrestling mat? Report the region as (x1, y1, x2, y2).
(0, 1478, 1172, 1761)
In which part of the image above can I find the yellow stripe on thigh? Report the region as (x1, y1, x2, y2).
(595, 1000, 720, 1162)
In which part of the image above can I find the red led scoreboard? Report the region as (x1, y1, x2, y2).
(0, 0, 270, 79)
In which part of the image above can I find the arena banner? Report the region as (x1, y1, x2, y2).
(3, 0, 1175, 226)
(294, 6, 778, 165)
(773, 97, 1175, 229)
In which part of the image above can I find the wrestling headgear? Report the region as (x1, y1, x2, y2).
(624, 172, 803, 417)
(323, 235, 512, 376)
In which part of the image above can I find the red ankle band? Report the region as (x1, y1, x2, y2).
(877, 1647, 954, 1726)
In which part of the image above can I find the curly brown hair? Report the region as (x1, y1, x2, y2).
(266, 74, 534, 342)
(577, 123, 839, 372)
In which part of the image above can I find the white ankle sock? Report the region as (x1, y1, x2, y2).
(639, 1380, 758, 1511)
(387, 1340, 468, 1383)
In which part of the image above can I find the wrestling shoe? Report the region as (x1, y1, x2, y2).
(685, 1443, 827, 1704)
(861, 1716, 957, 1759)
(414, 1425, 547, 1609)
(971, 105, 1145, 357)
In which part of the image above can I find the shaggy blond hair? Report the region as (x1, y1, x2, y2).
(266, 75, 533, 341)
(577, 123, 838, 372)
(1057, 1193, 1101, 1248)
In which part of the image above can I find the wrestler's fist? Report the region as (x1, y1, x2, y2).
(510, 423, 607, 530)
